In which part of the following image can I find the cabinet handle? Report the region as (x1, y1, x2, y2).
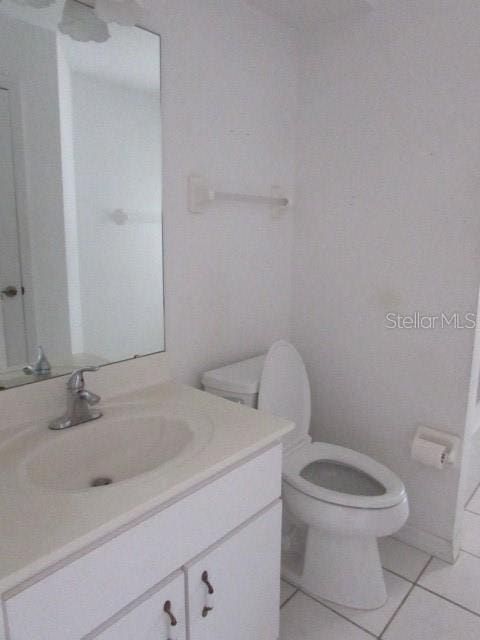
(164, 600, 178, 626)
(201, 571, 215, 618)
(1, 286, 18, 299)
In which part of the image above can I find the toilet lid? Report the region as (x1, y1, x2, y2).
(258, 341, 311, 446)
(283, 442, 407, 509)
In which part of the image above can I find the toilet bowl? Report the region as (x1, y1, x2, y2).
(282, 442, 408, 609)
(258, 341, 409, 610)
(202, 341, 409, 611)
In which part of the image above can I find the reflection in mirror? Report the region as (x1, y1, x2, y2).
(0, 1, 164, 390)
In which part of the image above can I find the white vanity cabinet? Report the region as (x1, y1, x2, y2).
(186, 502, 282, 640)
(89, 572, 186, 640)
(88, 503, 282, 640)
(2, 445, 283, 640)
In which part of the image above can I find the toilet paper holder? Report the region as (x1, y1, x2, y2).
(412, 426, 460, 466)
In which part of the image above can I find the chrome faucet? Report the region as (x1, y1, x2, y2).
(49, 367, 102, 430)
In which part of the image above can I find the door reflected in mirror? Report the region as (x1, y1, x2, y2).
(0, 0, 164, 390)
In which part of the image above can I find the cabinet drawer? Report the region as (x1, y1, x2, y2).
(5, 445, 281, 640)
(88, 572, 185, 640)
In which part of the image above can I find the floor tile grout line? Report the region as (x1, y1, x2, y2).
(382, 555, 432, 585)
(281, 561, 433, 637)
(465, 480, 480, 510)
(297, 589, 378, 638)
(379, 523, 480, 635)
(378, 582, 416, 639)
(415, 584, 480, 620)
(410, 509, 480, 622)
(281, 577, 297, 589)
(280, 548, 434, 637)
(382, 567, 414, 584)
(458, 547, 480, 562)
(377, 556, 433, 639)
(413, 555, 434, 585)
(280, 525, 480, 636)
(280, 589, 298, 610)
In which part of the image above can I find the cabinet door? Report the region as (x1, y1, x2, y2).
(90, 572, 185, 640)
(186, 501, 282, 640)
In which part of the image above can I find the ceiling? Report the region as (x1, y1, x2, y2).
(60, 24, 160, 94)
(244, 0, 380, 29)
(0, 0, 160, 93)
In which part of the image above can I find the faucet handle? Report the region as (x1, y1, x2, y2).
(67, 366, 99, 392)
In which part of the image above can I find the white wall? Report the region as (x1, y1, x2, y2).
(141, 0, 298, 384)
(291, 0, 480, 556)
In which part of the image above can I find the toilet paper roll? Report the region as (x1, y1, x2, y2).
(411, 438, 447, 469)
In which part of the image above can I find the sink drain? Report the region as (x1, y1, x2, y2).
(90, 477, 113, 488)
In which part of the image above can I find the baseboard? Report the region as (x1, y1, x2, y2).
(394, 524, 460, 564)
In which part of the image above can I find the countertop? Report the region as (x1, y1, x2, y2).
(0, 382, 292, 593)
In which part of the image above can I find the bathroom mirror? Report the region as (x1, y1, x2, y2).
(0, 1, 164, 390)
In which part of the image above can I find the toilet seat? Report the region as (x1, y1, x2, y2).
(283, 442, 406, 510)
(258, 341, 406, 511)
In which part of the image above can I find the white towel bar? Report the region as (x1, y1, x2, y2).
(188, 175, 289, 217)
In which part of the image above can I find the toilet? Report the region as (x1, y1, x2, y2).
(202, 341, 409, 610)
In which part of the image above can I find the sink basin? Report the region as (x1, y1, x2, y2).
(13, 403, 212, 492)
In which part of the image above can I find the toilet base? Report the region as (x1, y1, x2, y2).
(283, 527, 387, 610)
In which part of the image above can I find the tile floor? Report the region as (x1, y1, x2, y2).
(279, 482, 480, 639)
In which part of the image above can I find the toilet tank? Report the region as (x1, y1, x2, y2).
(201, 355, 266, 408)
